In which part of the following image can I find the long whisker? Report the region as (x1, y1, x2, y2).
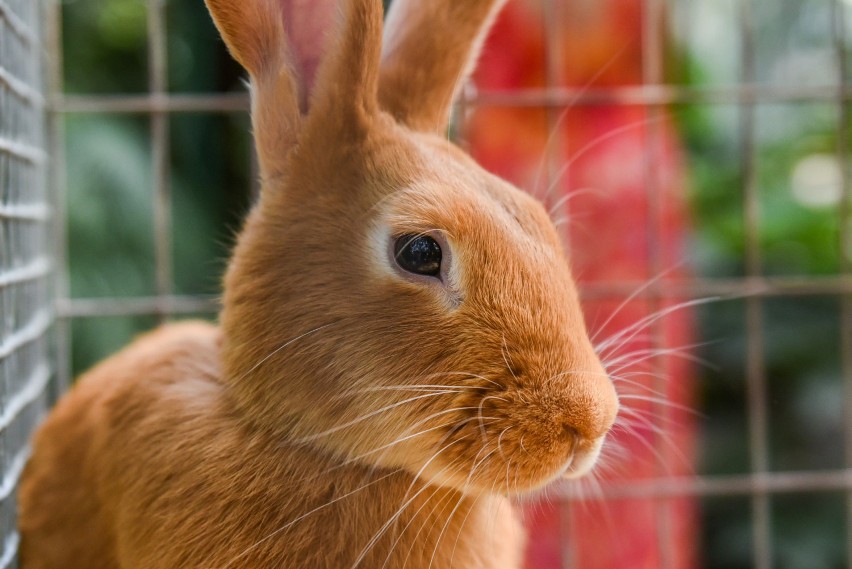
(350, 439, 464, 568)
(477, 395, 507, 442)
(588, 264, 685, 345)
(449, 487, 484, 566)
(616, 407, 678, 436)
(340, 421, 457, 467)
(350, 415, 501, 474)
(595, 296, 720, 357)
(403, 444, 489, 569)
(349, 385, 471, 394)
(603, 342, 717, 373)
(546, 186, 601, 218)
(617, 393, 701, 417)
(381, 470, 457, 569)
(542, 114, 668, 204)
(616, 401, 684, 427)
(428, 448, 497, 569)
(501, 334, 520, 382)
(611, 417, 695, 474)
(608, 422, 673, 473)
(294, 391, 461, 444)
(609, 373, 671, 399)
(531, 39, 633, 200)
(223, 468, 401, 568)
(234, 321, 339, 383)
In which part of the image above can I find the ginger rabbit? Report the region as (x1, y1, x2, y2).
(19, 0, 619, 567)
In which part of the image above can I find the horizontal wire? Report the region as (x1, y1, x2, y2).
(0, 3, 50, 566)
(0, 311, 51, 360)
(0, 203, 50, 222)
(555, 468, 852, 500)
(49, 274, 852, 320)
(579, 274, 852, 300)
(51, 83, 852, 116)
(0, 364, 50, 435)
(0, 137, 46, 164)
(56, 294, 218, 318)
(0, 66, 44, 107)
(0, 531, 18, 569)
(55, 92, 250, 114)
(0, 0, 36, 46)
(468, 83, 852, 107)
(0, 258, 50, 288)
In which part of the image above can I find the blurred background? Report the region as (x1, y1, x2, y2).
(44, 0, 851, 568)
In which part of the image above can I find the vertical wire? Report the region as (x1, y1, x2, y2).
(835, 0, 852, 565)
(2, 0, 51, 561)
(739, 1, 772, 568)
(539, 1, 576, 567)
(542, 0, 570, 249)
(641, 0, 675, 567)
(46, 0, 69, 398)
(147, 0, 172, 321)
(449, 64, 470, 155)
(249, 139, 261, 204)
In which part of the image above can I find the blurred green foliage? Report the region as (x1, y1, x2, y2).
(63, 0, 148, 93)
(62, 0, 250, 372)
(674, 1, 848, 567)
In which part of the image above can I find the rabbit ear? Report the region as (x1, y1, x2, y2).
(305, 0, 382, 132)
(205, 0, 382, 177)
(378, 0, 507, 133)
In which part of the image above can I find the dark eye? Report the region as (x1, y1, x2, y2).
(394, 234, 442, 278)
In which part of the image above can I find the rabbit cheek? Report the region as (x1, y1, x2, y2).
(407, 393, 570, 495)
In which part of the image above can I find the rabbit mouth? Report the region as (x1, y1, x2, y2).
(418, 436, 605, 496)
(412, 409, 611, 496)
(560, 437, 605, 480)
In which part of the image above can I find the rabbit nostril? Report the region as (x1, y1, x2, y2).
(561, 423, 578, 442)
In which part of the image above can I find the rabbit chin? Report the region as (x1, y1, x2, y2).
(415, 437, 607, 496)
(560, 437, 605, 480)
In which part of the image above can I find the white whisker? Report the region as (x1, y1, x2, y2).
(223, 469, 400, 568)
(295, 391, 460, 444)
(350, 438, 463, 568)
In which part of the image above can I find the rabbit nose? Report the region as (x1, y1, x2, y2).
(558, 368, 619, 442)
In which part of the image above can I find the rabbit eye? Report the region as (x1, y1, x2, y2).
(394, 234, 442, 277)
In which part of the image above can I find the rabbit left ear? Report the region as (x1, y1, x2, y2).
(205, 0, 383, 178)
(378, 0, 508, 134)
(304, 0, 383, 132)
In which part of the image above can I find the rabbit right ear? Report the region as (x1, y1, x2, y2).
(204, 0, 367, 177)
(379, 0, 508, 134)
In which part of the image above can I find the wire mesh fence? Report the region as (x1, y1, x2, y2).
(0, 0, 51, 566)
(41, 0, 852, 568)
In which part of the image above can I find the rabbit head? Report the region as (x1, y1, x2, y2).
(208, 0, 619, 494)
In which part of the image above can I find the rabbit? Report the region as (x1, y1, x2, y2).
(18, 0, 619, 567)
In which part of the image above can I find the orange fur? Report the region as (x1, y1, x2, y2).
(19, 0, 618, 567)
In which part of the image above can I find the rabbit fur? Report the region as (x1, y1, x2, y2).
(18, 0, 619, 567)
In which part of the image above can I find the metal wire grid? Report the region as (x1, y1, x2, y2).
(42, 0, 852, 568)
(0, 0, 52, 566)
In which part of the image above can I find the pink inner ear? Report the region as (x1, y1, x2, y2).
(280, 0, 340, 113)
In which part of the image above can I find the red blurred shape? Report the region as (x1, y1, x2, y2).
(467, 1, 697, 568)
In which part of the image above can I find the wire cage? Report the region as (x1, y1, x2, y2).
(0, 0, 52, 566)
(33, 0, 852, 568)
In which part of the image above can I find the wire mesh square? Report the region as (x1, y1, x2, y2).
(0, 0, 52, 566)
(38, 0, 852, 567)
